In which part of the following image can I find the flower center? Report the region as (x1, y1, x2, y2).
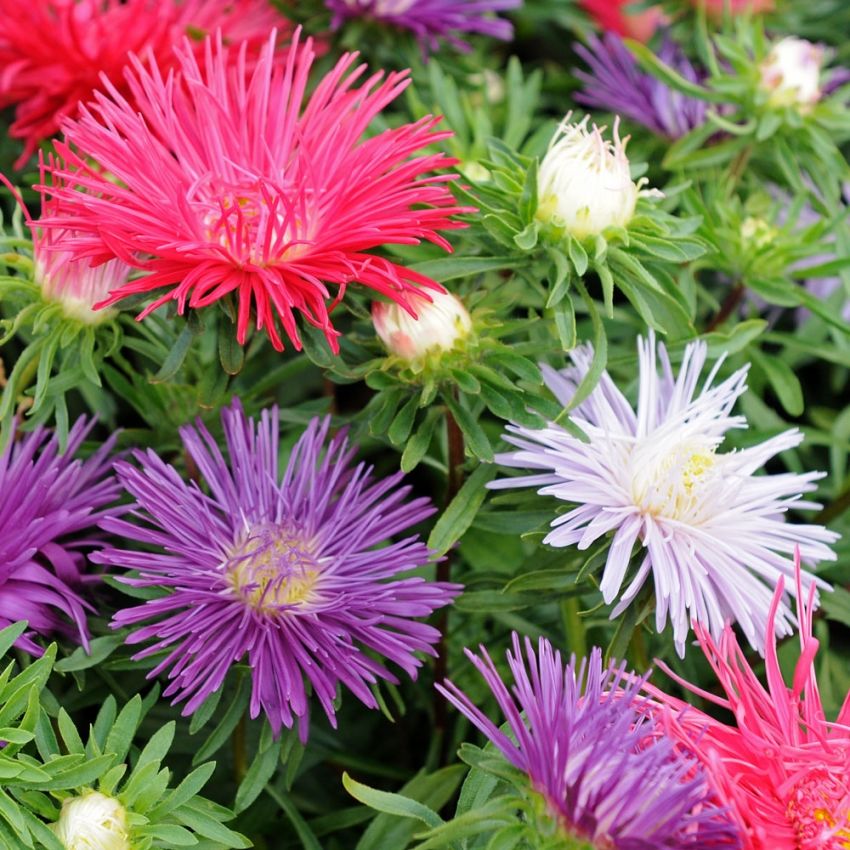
(631, 439, 717, 520)
(226, 523, 320, 612)
(788, 770, 850, 850)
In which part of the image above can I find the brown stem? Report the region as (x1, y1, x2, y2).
(433, 405, 465, 757)
(706, 282, 744, 332)
(820, 487, 850, 524)
(233, 713, 248, 784)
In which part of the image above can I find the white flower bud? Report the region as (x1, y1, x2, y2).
(51, 792, 130, 850)
(372, 290, 472, 361)
(537, 115, 658, 240)
(759, 37, 824, 110)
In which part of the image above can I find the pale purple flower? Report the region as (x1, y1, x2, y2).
(97, 399, 460, 739)
(437, 633, 742, 848)
(490, 332, 838, 655)
(0, 418, 118, 654)
(325, 0, 521, 52)
(575, 33, 707, 138)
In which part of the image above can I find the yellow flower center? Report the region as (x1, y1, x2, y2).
(226, 524, 320, 612)
(787, 769, 850, 849)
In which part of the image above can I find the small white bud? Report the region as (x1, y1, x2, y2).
(740, 216, 776, 250)
(340, 0, 416, 14)
(372, 290, 472, 361)
(759, 37, 824, 110)
(51, 791, 130, 850)
(537, 115, 659, 240)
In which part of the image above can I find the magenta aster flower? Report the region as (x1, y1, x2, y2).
(491, 332, 837, 655)
(325, 0, 520, 53)
(40, 31, 468, 353)
(437, 633, 742, 848)
(0, 418, 118, 655)
(575, 33, 707, 139)
(96, 400, 460, 738)
(0, 0, 291, 168)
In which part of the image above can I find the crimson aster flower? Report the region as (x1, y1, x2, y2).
(0, 0, 290, 168)
(491, 332, 837, 655)
(0, 418, 118, 655)
(437, 633, 741, 848)
(96, 400, 460, 739)
(40, 31, 467, 353)
(325, 0, 520, 52)
(580, 0, 663, 42)
(650, 552, 850, 850)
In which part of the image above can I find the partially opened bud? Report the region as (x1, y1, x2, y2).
(759, 37, 824, 110)
(51, 791, 130, 850)
(372, 290, 472, 361)
(537, 115, 659, 240)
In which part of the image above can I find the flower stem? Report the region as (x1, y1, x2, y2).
(433, 404, 465, 756)
(705, 282, 744, 332)
(561, 595, 587, 660)
(233, 713, 248, 784)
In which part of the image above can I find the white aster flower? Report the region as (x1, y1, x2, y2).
(51, 791, 130, 850)
(490, 332, 838, 655)
(372, 289, 473, 361)
(536, 114, 660, 240)
(759, 37, 825, 111)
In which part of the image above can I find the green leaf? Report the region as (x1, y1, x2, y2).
(401, 411, 439, 473)
(410, 257, 519, 282)
(266, 787, 322, 850)
(444, 396, 492, 461)
(626, 40, 726, 102)
(343, 773, 444, 831)
(235, 734, 282, 813)
(218, 328, 245, 376)
(55, 635, 123, 673)
(151, 324, 195, 383)
(0, 623, 27, 658)
(427, 464, 497, 555)
(751, 349, 804, 417)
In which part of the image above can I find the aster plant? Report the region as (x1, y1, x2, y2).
(348, 633, 742, 848)
(489, 331, 837, 654)
(96, 399, 459, 739)
(649, 553, 850, 850)
(38, 30, 469, 356)
(0, 416, 118, 654)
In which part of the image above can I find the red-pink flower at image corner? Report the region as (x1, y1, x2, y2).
(39, 30, 470, 353)
(648, 549, 850, 850)
(0, 0, 291, 168)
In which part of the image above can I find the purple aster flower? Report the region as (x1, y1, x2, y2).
(490, 331, 838, 655)
(96, 399, 460, 739)
(0, 418, 118, 655)
(437, 633, 742, 848)
(326, 0, 521, 53)
(575, 33, 707, 138)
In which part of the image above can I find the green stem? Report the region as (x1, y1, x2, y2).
(233, 713, 248, 784)
(560, 595, 587, 660)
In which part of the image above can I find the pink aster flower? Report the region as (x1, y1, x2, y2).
(0, 0, 291, 168)
(39, 30, 467, 353)
(649, 551, 850, 850)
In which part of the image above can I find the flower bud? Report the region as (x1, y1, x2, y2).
(537, 115, 658, 240)
(51, 791, 130, 850)
(759, 37, 824, 110)
(372, 290, 472, 361)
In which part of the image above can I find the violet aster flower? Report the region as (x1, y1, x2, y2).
(490, 332, 837, 655)
(0, 418, 118, 654)
(97, 400, 460, 738)
(326, 0, 521, 53)
(575, 33, 707, 138)
(437, 633, 742, 848)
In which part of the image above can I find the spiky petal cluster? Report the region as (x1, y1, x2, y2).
(437, 633, 741, 848)
(0, 0, 290, 167)
(326, 0, 520, 53)
(649, 553, 850, 850)
(580, 0, 663, 41)
(490, 332, 837, 654)
(0, 418, 118, 655)
(575, 34, 708, 139)
(40, 31, 467, 353)
(537, 114, 659, 239)
(96, 400, 460, 739)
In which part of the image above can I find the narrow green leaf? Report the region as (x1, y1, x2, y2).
(427, 464, 497, 555)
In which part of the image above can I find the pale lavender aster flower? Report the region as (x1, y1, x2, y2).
(0, 418, 118, 654)
(437, 633, 742, 848)
(97, 399, 459, 739)
(326, 0, 521, 53)
(575, 33, 707, 138)
(490, 332, 838, 655)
